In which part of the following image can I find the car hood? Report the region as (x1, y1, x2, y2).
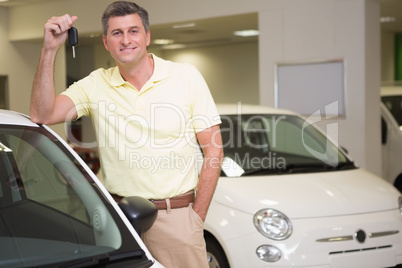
(213, 169, 401, 219)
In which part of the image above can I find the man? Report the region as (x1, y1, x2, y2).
(30, 1, 223, 268)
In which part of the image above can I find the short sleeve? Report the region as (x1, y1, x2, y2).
(190, 66, 221, 132)
(60, 73, 96, 119)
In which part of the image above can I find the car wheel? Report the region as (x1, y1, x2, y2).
(206, 236, 229, 268)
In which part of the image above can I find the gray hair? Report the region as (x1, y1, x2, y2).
(102, 1, 149, 36)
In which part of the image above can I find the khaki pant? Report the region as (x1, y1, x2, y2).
(142, 204, 208, 268)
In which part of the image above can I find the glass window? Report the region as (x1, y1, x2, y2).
(220, 114, 352, 175)
(5, 133, 90, 223)
(382, 95, 402, 126)
(0, 125, 151, 267)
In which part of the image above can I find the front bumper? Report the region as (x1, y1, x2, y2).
(211, 209, 402, 267)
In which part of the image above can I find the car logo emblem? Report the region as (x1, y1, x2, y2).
(354, 229, 366, 243)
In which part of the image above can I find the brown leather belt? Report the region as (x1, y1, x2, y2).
(110, 191, 195, 210)
(150, 191, 195, 210)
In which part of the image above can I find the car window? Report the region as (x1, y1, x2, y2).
(0, 125, 152, 268)
(5, 133, 91, 223)
(266, 117, 326, 157)
(220, 114, 352, 176)
(382, 95, 402, 126)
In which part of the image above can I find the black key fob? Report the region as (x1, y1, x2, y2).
(68, 27, 78, 58)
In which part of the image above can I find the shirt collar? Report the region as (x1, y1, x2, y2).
(110, 53, 169, 87)
(150, 54, 169, 83)
(111, 67, 125, 87)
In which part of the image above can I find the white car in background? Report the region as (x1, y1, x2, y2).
(0, 109, 163, 268)
(203, 104, 402, 268)
(381, 86, 402, 191)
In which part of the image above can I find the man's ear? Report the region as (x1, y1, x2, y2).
(103, 35, 110, 51)
(146, 30, 151, 47)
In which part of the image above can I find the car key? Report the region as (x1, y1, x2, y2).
(68, 27, 78, 58)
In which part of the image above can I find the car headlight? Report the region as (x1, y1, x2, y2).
(256, 245, 281, 262)
(253, 209, 292, 240)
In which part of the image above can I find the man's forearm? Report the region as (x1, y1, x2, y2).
(30, 14, 78, 124)
(30, 47, 58, 124)
(193, 154, 222, 221)
(193, 124, 223, 221)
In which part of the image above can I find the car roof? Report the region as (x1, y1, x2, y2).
(216, 103, 298, 116)
(381, 86, 402, 96)
(0, 109, 39, 127)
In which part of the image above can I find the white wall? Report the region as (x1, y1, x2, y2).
(0, 7, 35, 114)
(0, 7, 66, 136)
(1, 0, 381, 175)
(159, 42, 259, 105)
(364, 0, 381, 172)
(258, 0, 380, 173)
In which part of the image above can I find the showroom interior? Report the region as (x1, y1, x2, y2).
(0, 0, 400, 178)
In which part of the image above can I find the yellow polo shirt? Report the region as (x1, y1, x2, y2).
(62, 54, 221, 199)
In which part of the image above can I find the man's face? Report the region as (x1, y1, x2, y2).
(103, 14, 150, 65)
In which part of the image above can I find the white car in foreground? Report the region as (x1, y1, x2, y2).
(0, 109, 163, 268)
(204, 104, 402, 268)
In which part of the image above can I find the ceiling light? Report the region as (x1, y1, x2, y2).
(153, 39, 174, 45)
(233, 29, 259, 37)
(172, 23, 196, 29)
(162, 44, 186, 50)
(0, 0, 10, 2)
(89, 33, 101, 38)
(380, 16, 396, 23)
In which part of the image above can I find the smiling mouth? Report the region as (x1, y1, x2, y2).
(121, 47, 134, 51)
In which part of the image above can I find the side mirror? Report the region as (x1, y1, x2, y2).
(118, 196, 157, 235)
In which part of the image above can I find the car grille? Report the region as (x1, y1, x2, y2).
(329, 245, 392, 255)
(316, 230, 399, 243)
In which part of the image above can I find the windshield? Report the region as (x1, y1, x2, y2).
(382, 95, 402, 126)
(0, 125, 152, 267)
(220, 114, 354, 176)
